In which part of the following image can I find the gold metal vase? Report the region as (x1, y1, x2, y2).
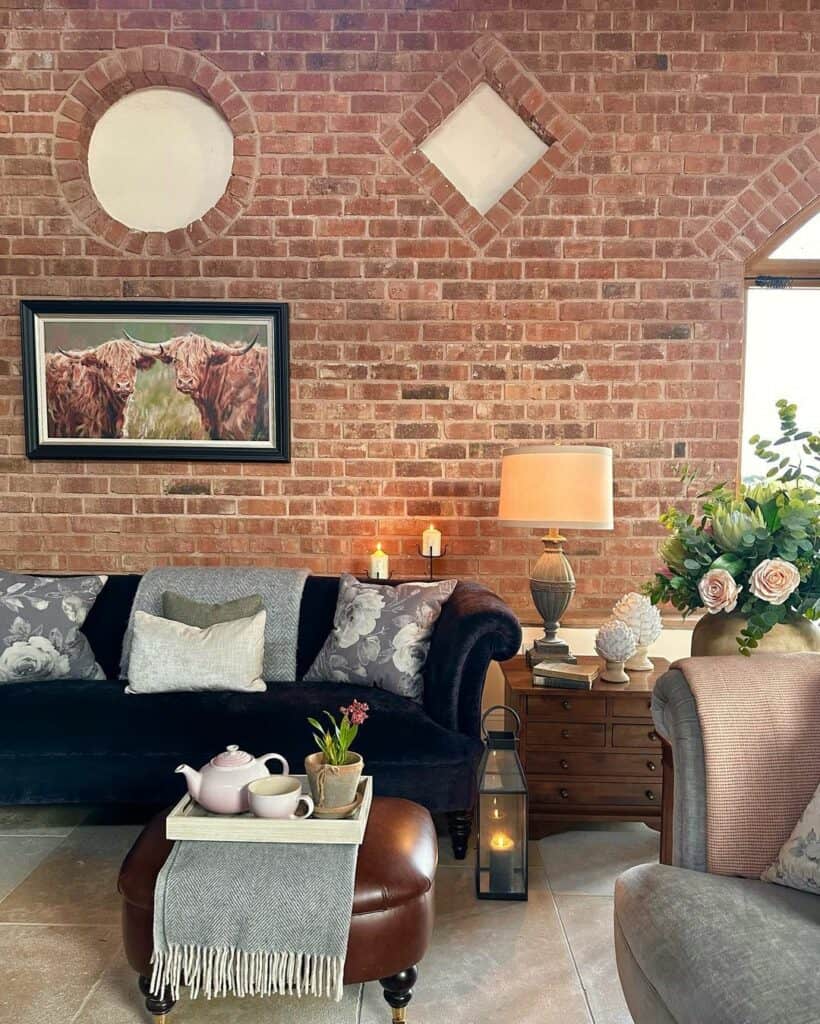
(691, 611, 820, 657)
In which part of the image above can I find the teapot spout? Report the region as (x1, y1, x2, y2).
(175, 764, 202, 800)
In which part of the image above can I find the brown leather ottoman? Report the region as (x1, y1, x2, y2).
(118, 797, 437, 1023)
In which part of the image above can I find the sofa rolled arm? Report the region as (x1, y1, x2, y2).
(424, 582, 522, 738)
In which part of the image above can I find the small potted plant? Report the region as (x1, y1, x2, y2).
(305, 700, 369, 818)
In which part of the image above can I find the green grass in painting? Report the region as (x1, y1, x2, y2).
(126, 362, 205, 441)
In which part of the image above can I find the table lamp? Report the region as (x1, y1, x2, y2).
(498, 445, 614, 666)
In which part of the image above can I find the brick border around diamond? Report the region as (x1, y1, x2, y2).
(378, 33, 590, 252)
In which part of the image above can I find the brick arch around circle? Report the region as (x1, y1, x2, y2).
(53, 47, 260, 257)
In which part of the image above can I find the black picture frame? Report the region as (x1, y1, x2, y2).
(20, 299, 290, 463)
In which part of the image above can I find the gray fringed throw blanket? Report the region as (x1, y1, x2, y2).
(151, 839, 357, 1002)
(120, 567, 309, 681)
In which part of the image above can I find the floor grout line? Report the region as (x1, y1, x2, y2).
(69, 931, 123, 1024)
(551, 889, 597, 1024)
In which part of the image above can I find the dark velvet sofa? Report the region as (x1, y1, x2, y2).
(0, 573, 521, 857)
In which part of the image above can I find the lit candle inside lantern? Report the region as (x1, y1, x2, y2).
(369, 542, 389, 580)
(488, 831, 515, 892)
(422, 523, 442, 557)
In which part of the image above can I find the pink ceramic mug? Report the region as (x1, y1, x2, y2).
(247, 776, 314, 820)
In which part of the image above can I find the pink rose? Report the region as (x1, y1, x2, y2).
(749, 559, 801, 606)
(698, 568, 742, 614)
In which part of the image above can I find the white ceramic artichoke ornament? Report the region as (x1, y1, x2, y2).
(595, 618, 637, 683)
(611, 592, 662, 672)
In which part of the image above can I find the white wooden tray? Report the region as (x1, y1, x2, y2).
(165, 775, 373, 845)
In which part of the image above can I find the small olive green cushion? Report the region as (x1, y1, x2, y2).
(161, 591, 264, 629)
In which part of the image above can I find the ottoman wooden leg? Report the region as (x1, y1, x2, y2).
(380, 966, 418, 1023)
(138, 975, 176, 1024)
(447, 810, 472, 860)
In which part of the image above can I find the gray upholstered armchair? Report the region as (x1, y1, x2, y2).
(614, 654, 820, 1024)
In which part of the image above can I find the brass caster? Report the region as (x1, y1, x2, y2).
(153, 1017, 167, 1024)
(392, 1010, 407, 1024)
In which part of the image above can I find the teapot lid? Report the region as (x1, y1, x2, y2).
(211, 744, 253, 768)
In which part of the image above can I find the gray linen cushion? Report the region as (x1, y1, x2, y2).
(126, 610, 266, 694)
(162, 591, 264, 629)
(304, 573, 457, 702)
(615, 863, 820, 1024)
(0, 572, 107, 683)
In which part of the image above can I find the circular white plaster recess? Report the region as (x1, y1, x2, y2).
(87, 87, 234, 233)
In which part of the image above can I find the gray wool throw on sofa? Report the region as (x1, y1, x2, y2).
(151, 839, 357, 1002)
(120, 567, 309, 681)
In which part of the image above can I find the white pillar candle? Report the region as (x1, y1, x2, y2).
(422, 523, 442, 557)
(488, 831, 515, 892)
(369, 542, 389, 580)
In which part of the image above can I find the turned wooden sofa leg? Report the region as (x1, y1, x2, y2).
(447, 810, 472, 860)
(380, 966, 418, 1023)
(139, 975, 175, 1024)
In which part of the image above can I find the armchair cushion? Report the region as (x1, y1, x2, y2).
(763, 779, 820, 895)
(658, 653, 820, 877)
(615, 863, 820, 1024)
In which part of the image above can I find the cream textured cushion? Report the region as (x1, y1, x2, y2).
(126, 610, 266, 694)
(762, 781, 820, 895)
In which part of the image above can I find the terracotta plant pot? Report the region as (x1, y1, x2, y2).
(304, 751, 363, 818)
(691, 610, 820, 657)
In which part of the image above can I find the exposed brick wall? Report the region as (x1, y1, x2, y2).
(1, 0, 818, 622)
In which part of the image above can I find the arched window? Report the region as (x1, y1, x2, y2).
(742, 199, 820, 481)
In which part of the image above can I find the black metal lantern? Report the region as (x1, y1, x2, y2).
(476, 705, 528, 901)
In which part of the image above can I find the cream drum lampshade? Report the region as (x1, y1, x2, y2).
(498, 445, 614, 665)
(498, 445, 614, 530)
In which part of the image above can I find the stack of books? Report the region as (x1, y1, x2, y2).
(532, 660, 599, 690)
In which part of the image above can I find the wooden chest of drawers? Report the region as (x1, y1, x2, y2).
(502, 655, 668, 837)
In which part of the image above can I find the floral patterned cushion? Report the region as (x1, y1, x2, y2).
(304, 573, 457, 702)
(762, 780, 820, 895)
(0, 572, 108, 684)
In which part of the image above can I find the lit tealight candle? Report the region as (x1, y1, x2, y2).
(488, 831, 515, 892)
(422, 523, 442, 557)
(369, 542, 389, 581)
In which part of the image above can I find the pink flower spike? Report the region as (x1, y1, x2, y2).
(344, 699, 369, 726)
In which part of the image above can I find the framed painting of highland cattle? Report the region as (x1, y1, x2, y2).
(20, 300, 289, 462)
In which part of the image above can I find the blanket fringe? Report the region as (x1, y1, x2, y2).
(150, 946, 345, 1003)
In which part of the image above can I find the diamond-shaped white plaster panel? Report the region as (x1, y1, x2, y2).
(418, 82, 548, 216)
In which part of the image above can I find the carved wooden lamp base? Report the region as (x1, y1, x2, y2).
(526, 529, 577, 667)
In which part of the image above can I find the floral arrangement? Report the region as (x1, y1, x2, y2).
(645, 400, 820, 656)
(308, 700, 369, 766)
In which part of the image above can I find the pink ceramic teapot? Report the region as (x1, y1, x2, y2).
(176, 745, 289, 814)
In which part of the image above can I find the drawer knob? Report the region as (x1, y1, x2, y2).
(560, 759, 569, 770)
(561, 699, 571, 710)
(648, 729, 658, 742)
(646, 760, 657, 772)
(645, 790, 656, 801)
(561, 729, 570, 739)
(560, 788, 569, 800)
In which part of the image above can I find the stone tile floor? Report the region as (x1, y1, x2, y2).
(0, 808, 658, 1024)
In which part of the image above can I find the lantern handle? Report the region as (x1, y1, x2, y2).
(481, 704, 521, 742)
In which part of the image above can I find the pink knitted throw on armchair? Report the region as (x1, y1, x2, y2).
(674, 652, 820, 877)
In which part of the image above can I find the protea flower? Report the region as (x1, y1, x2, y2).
(710, 503, 765, 553)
